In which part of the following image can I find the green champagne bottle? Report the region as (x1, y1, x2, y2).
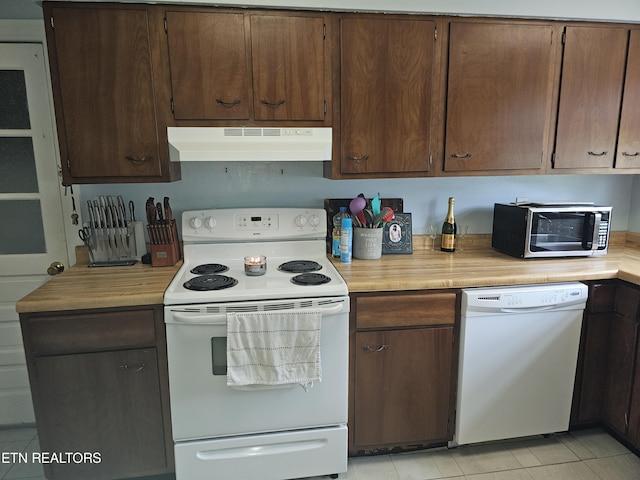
(441, 197, 457, 252)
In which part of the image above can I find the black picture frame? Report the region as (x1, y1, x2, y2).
(382, 213, 412, 254)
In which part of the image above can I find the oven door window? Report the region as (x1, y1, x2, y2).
(211, 337, 227, 375)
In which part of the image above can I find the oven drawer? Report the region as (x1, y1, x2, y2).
(174, 425, 347, 480)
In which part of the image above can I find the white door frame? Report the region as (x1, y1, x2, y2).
(0, 19, 76, 426)
(0, 19, 79, 265)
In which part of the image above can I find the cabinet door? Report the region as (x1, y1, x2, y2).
(553, 26, 628, 169)
(166, 11, 250, 120)
(574, 312, 612, 423)
(48, 6, 164, 179)
(628, 338, 640, 449)
(354, 327, 453, 448)
(33, 349, 167, 480)
(445, 22, 556, 172)
(250, 15, 326, 121)
(616, 29, 640, 169)
(603, 313, 638, 437)
(340, 17, 436, 175)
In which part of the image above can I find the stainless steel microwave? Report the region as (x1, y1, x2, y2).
(492, 203, 612, 258)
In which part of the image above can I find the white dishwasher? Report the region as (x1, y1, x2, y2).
(451, 282, 588, 447)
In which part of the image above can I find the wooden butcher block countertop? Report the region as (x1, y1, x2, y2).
(332, 233, 640, 293)
(16, 258, 182, 313)
(16, 233, 640, 313)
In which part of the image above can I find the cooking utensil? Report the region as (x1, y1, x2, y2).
(373, 206, 394, 227)
(371, 193, 381, 218)
(349, 197, 366, 227)
(363, 208, 374, 227)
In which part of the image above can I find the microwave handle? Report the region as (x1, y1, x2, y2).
(584, 212, 602, 251)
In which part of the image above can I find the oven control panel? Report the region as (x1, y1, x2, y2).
(183, 208, 327, 242)
(235, 213, 279, 231)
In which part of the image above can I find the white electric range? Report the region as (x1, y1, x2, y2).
(164, 208, 349, 480)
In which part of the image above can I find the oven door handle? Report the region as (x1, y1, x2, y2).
(168, 302, 346, 325)
(170, 312, 227, 325)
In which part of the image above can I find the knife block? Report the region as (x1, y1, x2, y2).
(148, 220, 181, 267)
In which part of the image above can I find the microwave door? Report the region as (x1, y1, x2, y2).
(529, 212, 588, 253)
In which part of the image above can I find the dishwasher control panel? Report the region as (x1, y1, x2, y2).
(463, 282, 588, 313)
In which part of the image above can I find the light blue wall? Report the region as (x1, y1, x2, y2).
(629, 176, 640, 232)
(81, 165, 635, 235)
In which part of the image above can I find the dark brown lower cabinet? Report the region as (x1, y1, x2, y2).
(571, 281, 616, 425)
(603, 282, 640, 445)
(349, 291, 459, 454)
(19, 306, 173, 480)
(354, 328, 453, 447)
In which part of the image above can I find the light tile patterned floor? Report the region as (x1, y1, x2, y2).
(307, 428, 640, 480)
(1, 426, 639, 479)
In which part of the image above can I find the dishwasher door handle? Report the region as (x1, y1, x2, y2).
(499, 305, 559, 314)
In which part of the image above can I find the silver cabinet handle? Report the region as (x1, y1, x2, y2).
(622, 151, 640, 157)
(347, 155, 370, 161)
(450, 153, 472, 159)
(587, 151, 608, 156)
(362, 344, 388, 352)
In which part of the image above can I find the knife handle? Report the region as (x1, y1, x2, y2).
(164, 197, 173, 223)
(156, 202, 164, 223)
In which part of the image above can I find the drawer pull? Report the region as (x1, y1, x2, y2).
(450, 153, 472, 159)
(260, 99, 286, 107)
(125, 155, 153, 165)
(120, 363, 149, 373)
(215, 98, 241, 107)
(587, 151, 608, 156)
(622, 151, 640, 157)
(347, 155, 370, 161)
(362, 344, 388, 352)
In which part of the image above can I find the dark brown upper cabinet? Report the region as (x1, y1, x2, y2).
(337, 15, 439, 178)
(443, 20, 559, 175)
(165, 11, 250, 120)
(164, 10, 329, 124)
(552, 26, 628, 171)
(616, 29, 640, 169)
(44, 2, 180, 185)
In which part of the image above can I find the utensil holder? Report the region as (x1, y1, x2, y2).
(147, 219, 181, 266)
(353, 227, 383, 260)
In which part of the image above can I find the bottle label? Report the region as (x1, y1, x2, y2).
(442, 233, 455, 250)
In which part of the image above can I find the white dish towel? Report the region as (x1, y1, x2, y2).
(226, 310, 322, 391)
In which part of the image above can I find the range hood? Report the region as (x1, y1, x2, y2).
(167, 127, 332, 162)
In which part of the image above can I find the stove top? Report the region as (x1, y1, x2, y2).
(163, 208, 348, 305)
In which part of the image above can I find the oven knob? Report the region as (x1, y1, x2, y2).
(308, 214, 321, 227)
(190, 217, 203, 229)
(295, 214, 307, 227)
(204, 217, 216, 229)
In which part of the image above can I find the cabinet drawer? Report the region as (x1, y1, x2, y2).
(356, 292, 456, 329)
(25, 309, 157, 356)
(615, 283, 640, 320)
